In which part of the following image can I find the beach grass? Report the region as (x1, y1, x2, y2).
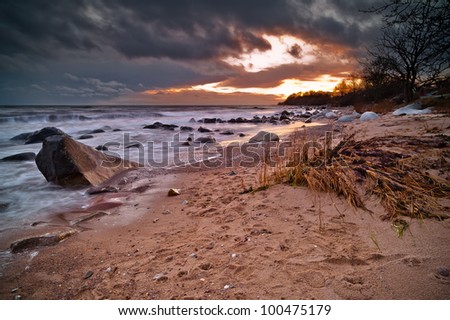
(259, 132, 450, 220)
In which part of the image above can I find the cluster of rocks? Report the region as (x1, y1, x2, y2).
(4, 106, 383, 186)
(141, 108, 323, 133)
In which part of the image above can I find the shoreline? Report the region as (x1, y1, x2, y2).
(1, 110, 449, 299)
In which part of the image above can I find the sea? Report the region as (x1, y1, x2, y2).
(0, 105, 321, 235)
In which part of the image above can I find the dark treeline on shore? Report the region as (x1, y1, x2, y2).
(281, 0, 450, 107)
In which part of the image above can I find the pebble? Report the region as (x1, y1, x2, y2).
(153, 218, 159, 223)
(168, 188, 181, 196)
(206, 242, 215, 250)
(189, 253, 198, 258)
(181, 200, 189, 205)
(223, 284, 233, 290)
(84, 271, 94, 279)
(437, 267, 449, 277)
(14, 295, 22, 300)
(153, 273, 168, 281)
(231, 253, 237, 258)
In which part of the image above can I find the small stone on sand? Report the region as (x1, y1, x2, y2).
(168, 188, 181, 196)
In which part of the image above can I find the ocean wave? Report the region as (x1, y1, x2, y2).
(0, 112, 164, 124)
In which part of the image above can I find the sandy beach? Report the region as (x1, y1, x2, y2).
(1, 111, 449, 300)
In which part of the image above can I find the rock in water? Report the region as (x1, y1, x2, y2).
(24, 127, 66, 144)
(198, 126, 212, 133)
(249, 131, 280, 143)
(1, 152, 36, 161)
(195, 136, 216, 144)
(10, 132, 33, 141)
(360, 111, 379, 121)
(78, 134, 94, 140)
(35, 135, 137, 186)
(10, 229, 77, 253)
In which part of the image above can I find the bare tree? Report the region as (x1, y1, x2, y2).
(364, 0, 450, 101)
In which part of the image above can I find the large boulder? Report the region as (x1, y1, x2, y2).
(35, 135, 137, 186)
(25, 127, 66, 144)
(249, 131, 280, 143)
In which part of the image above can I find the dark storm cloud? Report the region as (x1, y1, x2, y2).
(0, 0, 382, 63)
(0, 0, 385, 104)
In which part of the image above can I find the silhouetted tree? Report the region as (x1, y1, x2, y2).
(364, 0, 450, 101)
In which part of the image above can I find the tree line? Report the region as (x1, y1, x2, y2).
(281, 0, 450, 106)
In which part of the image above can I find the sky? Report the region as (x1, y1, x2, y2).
(0, 0, 383, 105)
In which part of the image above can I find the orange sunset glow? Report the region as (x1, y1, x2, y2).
(141, 34, 350, 103)
(1, 0, 372, 105)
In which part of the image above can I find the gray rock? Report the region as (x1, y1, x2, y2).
(325, 112, 338, 119)
(78, 134, 94, 140)
(161, 124, 178, 130)
(95, 145, 108, 151)
(393, 102, 431, 116)
(89, 129, 105, 134)
(203, 118, 217, 123)
(337, 115, 355, 123)
(189, 118, 196, 123)
(220, 130, 234, 135)
(24, 127, 66, 144)
(143, 122, 163, 129)
(180, 126, 194, 131)
(10, 229, 77, 253)
(125, 142, 142, 149)
(195, 136, 216, 144)
(360, 111, 379, 121)
(1, 152, 36, 161)
(249, 131, 280, 143)
(437, 267, 449, 277)
(198, 126, 212, 133)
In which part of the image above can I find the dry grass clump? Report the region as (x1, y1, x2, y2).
(261, 133, 450, 220)
(354, 100, 398, 114)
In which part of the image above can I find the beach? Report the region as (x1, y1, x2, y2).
(0, 109, 449, 300)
